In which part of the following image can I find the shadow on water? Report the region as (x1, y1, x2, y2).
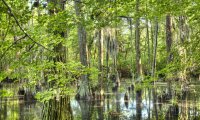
(1, 80, 200, 119)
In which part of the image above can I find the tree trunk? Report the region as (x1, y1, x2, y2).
(135, 0, 142, 81)
(106, 35, 110, 93)
(74, 0, 90, 100)
(129, 18, 135, 85)
(135, 1, 143, 120)
(152, 19, 158, 79)
(98, 30, 104, 93)
(48, 0, 67, 89)
(151, 18, 159, 120)
(179, 16, 188, 82)
(166, 15, 173, 62)
(166, 15, 173, 98)
(146, 19, 151, 75)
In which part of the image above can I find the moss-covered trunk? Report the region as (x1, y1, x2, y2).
(74, 0, 90, 100)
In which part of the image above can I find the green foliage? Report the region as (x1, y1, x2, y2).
(88, 67, 99, 86)
(0, 89, 14, 97)
(35, 90, 55, 102)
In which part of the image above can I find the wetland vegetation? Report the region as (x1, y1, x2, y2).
(0, 0, 200, 120)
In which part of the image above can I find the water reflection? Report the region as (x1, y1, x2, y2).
(42, 96, 73, 120)
(0, 98, 41, 120)
(1, 82, 200, 119)
(136, 90, 142, 120)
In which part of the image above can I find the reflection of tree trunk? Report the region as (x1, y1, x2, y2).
(185, 94, 188, 119)
(148, 89, 151, 120)
(180, 89, 188, 119)
(165, 105, 179, 120)
(109, 88, 120, 120)
(1, 98, 7, 120)
(106, 94, 110, 119)
(97, 100, 104, 120)
(19, 101, 24, 120)
(78, 100, 93, 120)
(124, 92, 129, 108)
(136, 90, 142, 120)
(152, 88, 158, 120)
(187, 93, 190, 120)
(116, 91, 120, 113)
(42, 96, 73, 120)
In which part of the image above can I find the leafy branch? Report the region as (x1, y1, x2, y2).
(0, 35, 27, 61)
(1, 0, 53, 52)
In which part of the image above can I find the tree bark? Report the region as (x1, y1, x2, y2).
(152, 19, 158, 78)
(135, 0, 142, 80)
(129, 18, 135, 85)
(166, 15, 173, 62)
(48, 0, 67, 89)
(179, 16, 188, 80)
(166, 14, 173, 98)
(151, 18, 159, 120)
(74, 0, 90, 100)
(146, 19, 151, 74)
(135, 1, 142, 120)
(98, 30, 104, 89)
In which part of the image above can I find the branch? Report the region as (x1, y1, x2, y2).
(118, 16, 133, 19)
(1, 0, 52, 52)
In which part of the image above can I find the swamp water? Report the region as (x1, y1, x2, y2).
(1, 81, 200, 120)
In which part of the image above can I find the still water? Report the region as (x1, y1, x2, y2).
(0, 81, 200, 120)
